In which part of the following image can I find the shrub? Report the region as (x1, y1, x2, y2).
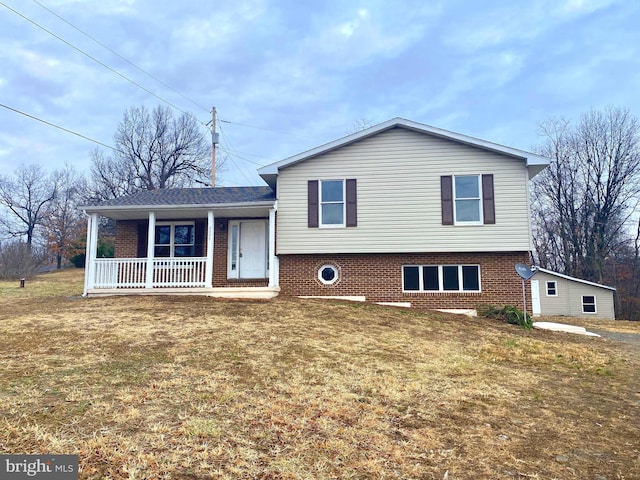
(69, 237, 115, 268)
(481, 304, 533, 329)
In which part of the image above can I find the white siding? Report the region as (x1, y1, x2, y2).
(533, 271, 616, 320)
(536, 273, 571, 316)
(568, 282, 615, 320)
(277, 127, 532, 254)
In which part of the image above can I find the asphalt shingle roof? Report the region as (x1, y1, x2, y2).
(91, 187, 275, 207)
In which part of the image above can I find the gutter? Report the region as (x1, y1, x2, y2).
(79, 200, 276, 214)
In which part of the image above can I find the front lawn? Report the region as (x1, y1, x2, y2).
(0, 269, 638, 479)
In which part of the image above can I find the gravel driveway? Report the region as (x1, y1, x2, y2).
(591, 329, 640, 355)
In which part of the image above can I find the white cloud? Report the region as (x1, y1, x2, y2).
(303, 8, 430, 67)
(338, 9, 369, 37)
(47, 0, 137, 15)
(171, 0, 266, 51)
(560, 0, 618, 15)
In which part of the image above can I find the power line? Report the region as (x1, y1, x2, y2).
(218, 122, 269, 166)
(217, 123, 261, 185)
(5, 2, 320, 146)
(218, 146, 268, 166)
(0, 102, 122, 153)
(218, 118, 316, 140)
(0, 1, 203, 123)
(30, 0, 210, 114)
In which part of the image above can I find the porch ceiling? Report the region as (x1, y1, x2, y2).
(83, 204, 274, 220)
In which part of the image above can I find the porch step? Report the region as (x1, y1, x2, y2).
(86, 286, 280, 299)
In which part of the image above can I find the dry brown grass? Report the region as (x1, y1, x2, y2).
(1, 269, 639, 479)
(547, 315, 640, 335)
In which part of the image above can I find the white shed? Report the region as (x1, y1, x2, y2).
(530, 267, 616, 320)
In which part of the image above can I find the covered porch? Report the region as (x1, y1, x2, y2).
(81, 187, 279, 298)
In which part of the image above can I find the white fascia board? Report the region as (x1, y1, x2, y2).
(257, 117, 551, 179)
(532, 266, 616, 291)
(80, 200, 276, 214)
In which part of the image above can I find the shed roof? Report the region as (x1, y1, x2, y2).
(532, 267, 616, 291)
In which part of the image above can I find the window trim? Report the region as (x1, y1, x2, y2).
(227, 222, 240, 278)
(154, 221, 195, 258)
(582, 295, 597, 314)
(319, 179, 346, 228)
(546, 281, 558, 296)
(402, 264, 481, 293)
(318, 264, 339, 285)
(453, 175, 483, 225)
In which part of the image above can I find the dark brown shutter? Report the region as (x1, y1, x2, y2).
(441, 176, 453, 225)
(482, 174, 495, 224)
(308, 180, 319, 228)
(194, 220, 206, 256)
(346, 178, 357, 227)
(136, 221, 149, 257)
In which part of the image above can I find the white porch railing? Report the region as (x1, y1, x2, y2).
(93, 257, 207, 289)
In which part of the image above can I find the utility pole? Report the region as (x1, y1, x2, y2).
(211, 107, 218, 187)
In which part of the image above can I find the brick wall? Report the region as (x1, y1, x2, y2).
(278, 252, 531, 309)
(114, 220, 138, 258)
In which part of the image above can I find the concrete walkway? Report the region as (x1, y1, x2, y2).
(533, 322, 601, 337)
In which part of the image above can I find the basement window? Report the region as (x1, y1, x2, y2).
(318, 264, 339, 285)
(403, 265, 481, 292)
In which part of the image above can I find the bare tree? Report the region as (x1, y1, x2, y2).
(89, 105, 223, 201)
(347, 118, 374, 134)
(532, 107, 640, 284)
(0, 239, 48, 279)
(0, 164, 58, 246)
(44, 164, 86, 269)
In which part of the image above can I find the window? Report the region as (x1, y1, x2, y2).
(320, 180, 345, 226)
(308, 179, 357, 228)
(403, 265, 481, 292)
(441, 174, 495, 225)
(230, 224, 238, 271)
(318, 264, 339, 285)
(546, 281, 557, 296)
(582, 295, 597, 314)
(154, 222, 195, 257)
(454, 175, 482, 224)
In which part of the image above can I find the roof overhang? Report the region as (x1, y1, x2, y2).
(258, 117, 551, 188)
(80, 200, 276, 221)
(532, 266, 616, 291)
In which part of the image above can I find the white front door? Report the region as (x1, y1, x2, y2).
(531, 280, 541, 316)
(238, 220, 267, 279)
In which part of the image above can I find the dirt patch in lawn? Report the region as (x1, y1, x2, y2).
(0, 270, 639, 479)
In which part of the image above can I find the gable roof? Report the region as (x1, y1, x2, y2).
(532, 267, 616, 291)
(258, 117, 550, 188)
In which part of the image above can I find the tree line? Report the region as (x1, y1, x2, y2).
(0, 104, 223, 278)
(531, 107, 640, 319)
(0, 105, 638, 319)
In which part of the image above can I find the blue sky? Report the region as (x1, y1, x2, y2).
(1, 0, 639, 186)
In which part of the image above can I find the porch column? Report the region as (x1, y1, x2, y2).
(205, 210, 214, 288)
(83, 212, 99, 296)
(145, 211, 156, 289)
(268, 204, 277, 287)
